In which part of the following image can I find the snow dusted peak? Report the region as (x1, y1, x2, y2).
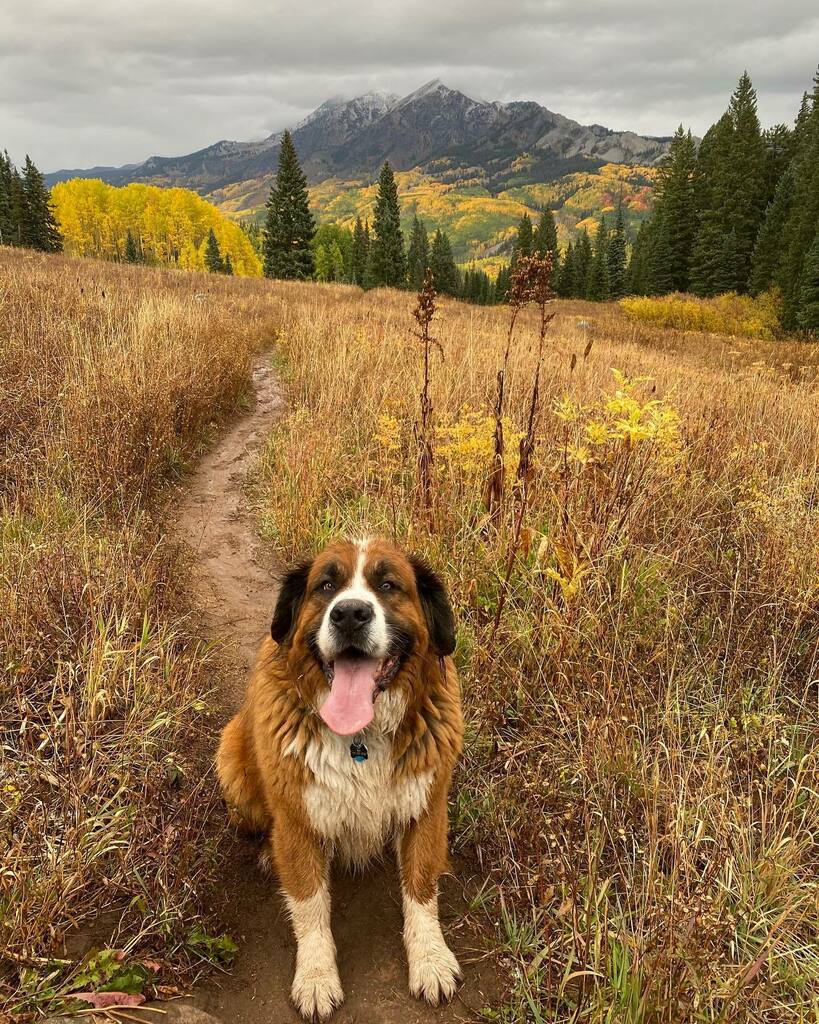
(395, 78, 475, 108)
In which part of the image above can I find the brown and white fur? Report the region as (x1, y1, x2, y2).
(217, 538, 463, 1020)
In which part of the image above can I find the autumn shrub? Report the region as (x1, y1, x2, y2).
(251, 280, 819, 1022)
(620, 289, 783, 340)
(0, 250, 278, 1018)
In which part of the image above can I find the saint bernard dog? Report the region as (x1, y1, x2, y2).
(217, 537, 463, 1020)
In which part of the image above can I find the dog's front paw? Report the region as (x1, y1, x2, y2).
(291, 961, 344, 1021)
(408, 941, 461, 1005)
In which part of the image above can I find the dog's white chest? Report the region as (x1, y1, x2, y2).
(300, 728, 433, 865)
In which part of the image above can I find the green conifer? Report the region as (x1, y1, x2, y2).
(608, 206, 628, 299)
(204, 228, 224, 273)
(367, 162, 406, 288)
(797, 230, 819, 331)
(263, 130, 315, 280)
(407, 215, 430, 290)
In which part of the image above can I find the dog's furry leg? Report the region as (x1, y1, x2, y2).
(272, 809, 342, 1020)
(397, 783, 461, 1005)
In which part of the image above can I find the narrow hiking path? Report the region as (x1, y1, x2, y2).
(163, 356, 503, 1024)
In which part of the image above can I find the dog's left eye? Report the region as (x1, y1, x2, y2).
(379, 581, 395, 591)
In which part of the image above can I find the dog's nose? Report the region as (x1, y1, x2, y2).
(330, 599, 374, 633)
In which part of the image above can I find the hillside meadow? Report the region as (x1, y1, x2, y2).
(249, 279, 819, 1021)
(210, 162, 655, 271)
(2, 248, 818, 1022)
(0, 249, 276, 1017)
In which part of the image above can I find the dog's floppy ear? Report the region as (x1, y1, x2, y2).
(409, 555, 456, 656)
(271, 559, 313, 644)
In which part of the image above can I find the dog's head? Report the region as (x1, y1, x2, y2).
(270, 538, 455, 736)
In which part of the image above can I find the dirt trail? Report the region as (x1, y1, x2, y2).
(164, 357, 502, 1023)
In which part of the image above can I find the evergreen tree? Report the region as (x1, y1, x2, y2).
(406, 215, 430, 290)
(351, 217, 370, 286)
(626, 221, 653, 295)
(586, 217, 610, 301)
(608, 206, 628, 299)
(495, 263, 511, 303)
(688, 113, 734, 296)
(429, 229, 459, 296)
(263, 130, 315, 280)
(511, 213, 534, 269)
(651, 126, 697, 292)
(0, 150, 15, 245)
(574, 230, 593, 297)
(534, 209, 558, 257)
(367, 161, 406, 288)
(797, 230, 819, 331)
(223, 252, 234, 276)
(15, 156, 62, 252)
(779, 66, 819, 327)
(724, 72, 768, 290)
(124, 229, 141, 264)
(750, 164, 795, 293)
(204, 228, 224, 273)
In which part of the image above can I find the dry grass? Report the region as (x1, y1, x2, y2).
(0, 249, 280, 1018)
(250, 280, 819, 1022)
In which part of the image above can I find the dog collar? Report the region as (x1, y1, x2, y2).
(350, 734, 368, 763)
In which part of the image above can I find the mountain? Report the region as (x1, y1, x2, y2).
(46, 80, 671, 199)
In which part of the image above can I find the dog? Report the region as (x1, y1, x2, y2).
(217, 537, 463, 1020)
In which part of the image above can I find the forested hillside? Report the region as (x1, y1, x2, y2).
(51, 179, 261, 275)
(627, 69, 819, 329)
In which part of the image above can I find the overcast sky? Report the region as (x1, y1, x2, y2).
(1, 0, 817, 173)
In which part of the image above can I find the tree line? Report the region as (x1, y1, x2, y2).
(0, 152, 61, 252)
(626, 67, 819, 330)
(261, 131, 497, 303)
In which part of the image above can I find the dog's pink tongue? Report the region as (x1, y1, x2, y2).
(320, 656, 379, 735)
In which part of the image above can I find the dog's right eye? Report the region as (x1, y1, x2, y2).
(321, 581, 336, 593)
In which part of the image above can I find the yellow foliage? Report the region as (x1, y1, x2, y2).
(620, 291, 782, 341)
(436, 409, 524, 476)
(52, 179, 262, 276)
(554, 370, 681, 457)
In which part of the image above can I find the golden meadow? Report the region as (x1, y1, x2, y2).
(2, 248, 819, 1021)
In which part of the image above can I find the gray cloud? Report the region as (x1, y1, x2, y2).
(1, 0, 817, 171)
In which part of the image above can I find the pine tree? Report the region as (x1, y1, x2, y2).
(204, 228, 224, 273)
(725, 72, 768, 290)
(0, 150, 15, 245)
(511, 213, 535, 269)
(429, 229, 459, 296)
(263, 130, 315, 280)
(367, 162, 406, 288)
(18, 156, 61, 252)
(574, 230, 593, 297)
(689, 113, 735, 296)
(586, 217, 610, 301)
(626, 221, 652, 295)
(797, 230, 819, 331)
(495, 263, 511, 303)
(750, 164, 795, 294)
(223, 252, 233, 276)
(651, 126, 697, 292)
(407, 215, 430, 290)
(534, 210, 558, 257)
(779, 66, 819, 327)
(608, 206, 628, 299)
(351, 217, 370, 286)
(124, 229, 141, 264)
